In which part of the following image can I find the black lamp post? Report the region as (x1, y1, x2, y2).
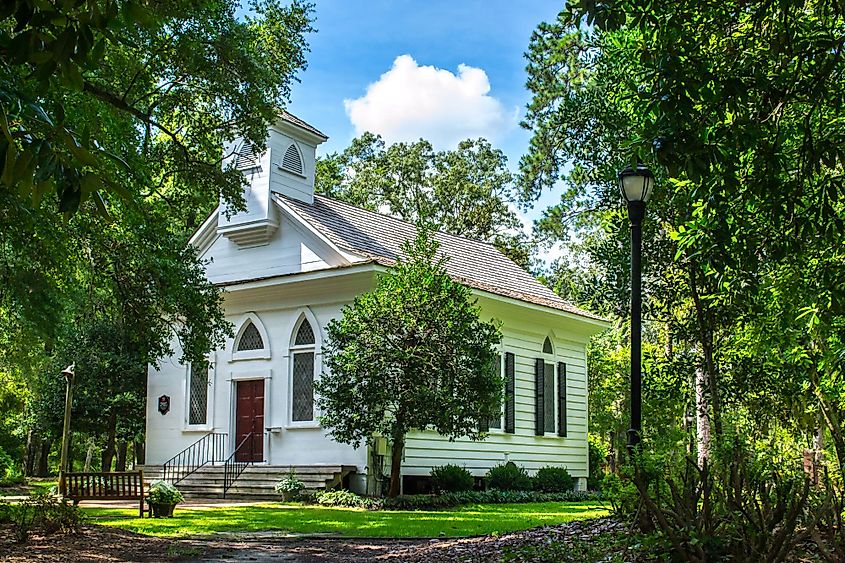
(619, 164, 655, 455)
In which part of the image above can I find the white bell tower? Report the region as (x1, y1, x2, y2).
(217, 112, 327, 246)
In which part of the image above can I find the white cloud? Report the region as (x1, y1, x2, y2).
(344, 55, 518, 149)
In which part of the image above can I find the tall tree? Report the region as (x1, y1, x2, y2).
(0, 0, 315, 471)
(521, 0, 845, 471)
(315, 132, 533, 267)
(316, 227, 503, 497)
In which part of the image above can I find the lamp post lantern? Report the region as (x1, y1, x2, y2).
(58, 363, 75, 496)
(619, 164, 654, 455)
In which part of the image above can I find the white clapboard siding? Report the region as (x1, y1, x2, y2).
(404, 320, 590, 478)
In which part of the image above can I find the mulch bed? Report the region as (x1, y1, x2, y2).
(1, 525, 197, 562)
(0, 517, 630, 562)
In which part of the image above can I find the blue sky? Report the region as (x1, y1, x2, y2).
(283, 0, 564, 221)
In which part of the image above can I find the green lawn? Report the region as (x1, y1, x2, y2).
(85, 501, 608, 538)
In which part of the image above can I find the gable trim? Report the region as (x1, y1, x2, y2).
(188, 206, 221, 254)
(273, 195, 363, 265)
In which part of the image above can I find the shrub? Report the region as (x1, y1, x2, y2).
(587, 437, 608, 491)
(0, 447, 23, 487)
(314, 490, 382, 510)
(533, 466, 575, 493)
(430, 464, 474, 493)
(486, 462, 532, 491)
(624, 441, 842, 562)
(6, 493, 84, 543)
(147, 481, 184, 505)
(382, 489, 599, 510)
(274, 469, 306, 500)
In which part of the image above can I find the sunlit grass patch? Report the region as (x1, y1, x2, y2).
(85, 501, 609, 538)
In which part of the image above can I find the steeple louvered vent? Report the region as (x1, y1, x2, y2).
(234, 141, 261, 170)
(281, 143, 304, 176)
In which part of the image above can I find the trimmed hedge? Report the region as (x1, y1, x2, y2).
(383, 489, 600, 510)
(308, 489, 601, 511)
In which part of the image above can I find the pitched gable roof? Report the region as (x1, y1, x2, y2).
(279, 111, 328, 141)
(275, 193, 604, 321)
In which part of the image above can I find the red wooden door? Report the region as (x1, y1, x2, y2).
(235, 380, 264, 462)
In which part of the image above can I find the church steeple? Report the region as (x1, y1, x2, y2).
(217, 112, 327, 246)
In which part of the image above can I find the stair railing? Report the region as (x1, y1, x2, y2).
(161, 432, 227, 485)
(223, 431, 261, 497)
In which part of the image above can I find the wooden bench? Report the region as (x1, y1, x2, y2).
(60, 470, 148, 517)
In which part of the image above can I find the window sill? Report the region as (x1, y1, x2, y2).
(285, 422, 320, 430)
(230, 351, 271, 362)
(183, 426, 214, 433)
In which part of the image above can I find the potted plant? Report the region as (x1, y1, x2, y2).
(146, 480, 184, 517)
(274, 469, 305, 502)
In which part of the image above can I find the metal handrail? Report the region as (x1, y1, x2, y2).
(223, 431, 261, 497)
(161, 432, 227, 485)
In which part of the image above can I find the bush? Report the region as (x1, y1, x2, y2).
(430, 464, 474, 493)
(314, 490, 382, 510)
(486, 462, 532, 491)
(533, 466, 575, 493)
(0, 447, 23, 487)
(382, 489, 599, 510)
(147, 481, 184, 505)
(274, 469, 306, 501)
(624, 441, 841, 562)
(5, 493, 84, 543)
(587, 437, 608, 491)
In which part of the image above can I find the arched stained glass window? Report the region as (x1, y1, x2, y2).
(542, 336, 553, 355)
(295, 319, 315, 346)
(237, 322, 264, 351)
(291, 317, 316, 422)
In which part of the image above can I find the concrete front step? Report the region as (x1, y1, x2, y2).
(138, 464, 356, 499)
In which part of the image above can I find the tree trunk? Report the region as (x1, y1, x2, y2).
(695, 363, 711, 467)
(134, 440, 145, 466)
(689, 265, 723, 436)
(116, 441, 128, 471)
(84, 438, 95, 472)
(101, 412, 117, 472)
(24, 430, 36, 476)
(387, 437, 404, 498)
(36, 440, 50, 476)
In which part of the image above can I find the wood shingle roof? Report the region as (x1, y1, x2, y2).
(276, 193, 604, 321)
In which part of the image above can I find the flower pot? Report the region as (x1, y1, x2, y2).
(150, 502, 176, 518)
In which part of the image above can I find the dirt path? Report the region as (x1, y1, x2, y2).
(1, 518, 629, 562)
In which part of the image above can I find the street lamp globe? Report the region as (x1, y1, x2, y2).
(619, 163, 655, 204)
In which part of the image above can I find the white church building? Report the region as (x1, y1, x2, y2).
(143, 112, 608, 497)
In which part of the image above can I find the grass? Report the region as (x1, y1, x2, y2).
(85, 501, 609, 538)
(0, 478, 57, 496)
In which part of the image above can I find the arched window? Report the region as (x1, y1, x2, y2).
(535, 335, 557, 435)
(231, 314, 271, 361)
(237, 322, 264, 351)
(234, 141, 261, 170)
(290, 316, 316, 422)
(280, 143, 304, 176)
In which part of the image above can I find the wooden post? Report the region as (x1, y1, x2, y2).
(58, 365, 75, 497)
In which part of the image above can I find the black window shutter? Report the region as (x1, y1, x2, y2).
(534, 358, 545, 436)
(479, 417, 489, 433)
(557, 362, 567, 437)
(504, 353, 515, 433)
